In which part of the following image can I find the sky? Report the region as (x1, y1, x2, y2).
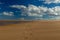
(0, 0, 60, 20)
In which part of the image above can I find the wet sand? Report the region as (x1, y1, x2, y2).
(0, 20, 60, 40)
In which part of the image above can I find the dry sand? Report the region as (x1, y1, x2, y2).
(0, 20, 60, 40)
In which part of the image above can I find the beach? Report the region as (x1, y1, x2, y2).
(0, 20, 60, 40)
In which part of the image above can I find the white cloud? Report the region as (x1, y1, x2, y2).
(44, 0, 60, 4)
(11, 5, 26, 9)
(10, 4, 60, 20)
(2, 12, 14, 16)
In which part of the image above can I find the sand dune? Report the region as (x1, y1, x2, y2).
(0, 21, 60, 40)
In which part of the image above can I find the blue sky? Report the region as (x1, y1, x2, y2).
(0, 0, 60, 20)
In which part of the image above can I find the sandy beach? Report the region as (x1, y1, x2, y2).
(0, 20, 60, 40)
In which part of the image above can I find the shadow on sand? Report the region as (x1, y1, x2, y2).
(0, 21, 33, 26)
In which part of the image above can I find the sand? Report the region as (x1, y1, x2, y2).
(0, 20, 60, 40)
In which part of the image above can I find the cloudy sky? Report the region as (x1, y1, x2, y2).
(0, 0, 60, 20)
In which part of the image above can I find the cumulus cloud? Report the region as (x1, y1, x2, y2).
(10, 4, 60, 20)
(10, 5, 46, 17)
(44, 0, 60, 4)
(11, 5, 26, 9)
(2, 12, 14, 16)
